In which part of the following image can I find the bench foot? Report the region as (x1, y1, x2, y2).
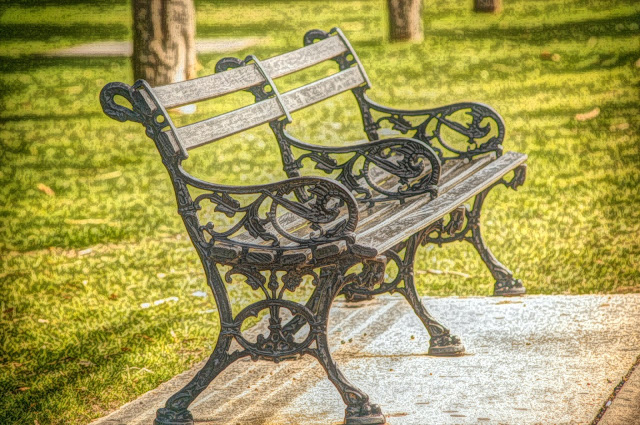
(399, 233, 466, 357)
(343, 291, 374, 303)
(428, 334, 466, 356)
(154, 409, 193, 425)
(311, 290, 387, 425)
(313, 335, 387, 425)
(345, 405, 386, 425)
(494, 278, 526, 296)
(155, 333, 238, 425)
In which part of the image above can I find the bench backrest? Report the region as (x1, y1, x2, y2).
(139, 27, 370, 159)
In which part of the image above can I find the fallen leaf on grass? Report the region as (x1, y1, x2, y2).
(540, 51, 561, 62)
(65, 218, 116, 226)
(609, 122, 629, 131)
(94, 170, 122, 181)
(17, 387, 30, 392)
(575, 107, 600, 121)
(127, 366, 154, 374)
(78, 360, 94, 367)
(37, 318, 49, 323)
(37, 183, 55, 196)
(140, 296, 179, 309)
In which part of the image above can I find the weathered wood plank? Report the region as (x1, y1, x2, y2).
(173, 67, 364, 150)
(229, 154, 496, 251)
(177, 98, 282, 150)
(153, 36, 348, 109)
(277, 154, 496, 248)
(355, 152, 528, 255)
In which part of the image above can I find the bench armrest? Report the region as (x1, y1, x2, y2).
(273, 122, 441, 205)
(177, 168, 360, 249)
(360, 93, 505, 162)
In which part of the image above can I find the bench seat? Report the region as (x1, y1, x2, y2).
(209, 151, 526, 265)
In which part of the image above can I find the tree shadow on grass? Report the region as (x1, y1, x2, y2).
(0, 55, 129, 73)
(1, 310, 211, 423)
(425, 12, 640, 46)
(0, 23, 129, 43)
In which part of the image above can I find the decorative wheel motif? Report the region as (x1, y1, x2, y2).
(230, 299, 319, 361)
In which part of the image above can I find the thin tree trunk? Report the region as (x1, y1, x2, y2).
(132, 0, 196, 87)
(387, 0, 423, 42)
(474, 0, 502, 13)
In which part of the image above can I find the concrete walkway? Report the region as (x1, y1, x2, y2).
(92, 294, 640, 425)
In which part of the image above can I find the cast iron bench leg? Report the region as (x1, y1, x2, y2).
(154, 264, 246, 425)
(154, 333, 241, 425)
(392, 230, 465, 356)
(310, 267, 386, 425)
(466, 165, 527, 297)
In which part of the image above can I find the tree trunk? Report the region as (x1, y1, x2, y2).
(474, 0, 502, 13)
(387, 0, 423, 42)
(132, 0, 196, 87)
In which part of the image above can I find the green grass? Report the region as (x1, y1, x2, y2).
(1, 0, 639, 423)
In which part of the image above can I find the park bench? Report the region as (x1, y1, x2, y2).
(100, 27, 527, 425)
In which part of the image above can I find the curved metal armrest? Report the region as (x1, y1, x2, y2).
(280, 130, 441, 204)
(100, 81, 188, 159)
(361, 93, 506, 160)
(178, 168, 360, 248)
(100, 82, 146, 124)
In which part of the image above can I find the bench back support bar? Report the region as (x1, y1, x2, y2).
(174, 67, 365, 151)
(153, 35, 349, 109)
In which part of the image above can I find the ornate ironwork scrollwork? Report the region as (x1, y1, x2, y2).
(99, 82, 144, 124)
(302, 28, 506, 163)
(230, 299, 318, 361)
(192, 176, 358, 250)
(362, 99, 506, 162)
(264, 121, 442, 205)
(215, 49, 441, 206)
(220, 266, 324, 362)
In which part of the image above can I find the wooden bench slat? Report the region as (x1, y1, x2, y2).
(226, 154, 496, 251)
(153, 36, 348, 109)
(355, 152, 528, 255)
(276, 155, 497, 249)
(174, 67, 364, 150)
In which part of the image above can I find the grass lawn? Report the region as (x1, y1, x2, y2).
(1, 0, 639, 423)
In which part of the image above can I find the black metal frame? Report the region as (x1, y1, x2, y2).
(99, 26, 526, 425)
(299, 28, 521, 295)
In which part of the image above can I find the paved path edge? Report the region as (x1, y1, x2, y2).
(598, 353, 640, 425)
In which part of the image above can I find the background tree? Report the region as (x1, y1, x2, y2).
(387, 0, 423, 42)
(474, 0, 502, 13)
(132, 0, 196, 87)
